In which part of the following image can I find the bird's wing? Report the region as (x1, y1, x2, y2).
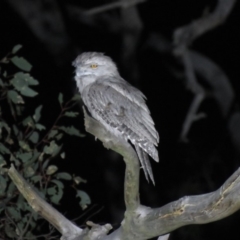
(82, 77, 159, 183)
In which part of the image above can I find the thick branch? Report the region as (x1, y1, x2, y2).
(83, 107, 140, 211)
(174, 0, 236, 50)
(120, 166, 240, 239)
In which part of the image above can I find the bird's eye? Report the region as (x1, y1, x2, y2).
(90, 64, 98, 69)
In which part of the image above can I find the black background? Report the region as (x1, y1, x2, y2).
(0, 0, 240, 239)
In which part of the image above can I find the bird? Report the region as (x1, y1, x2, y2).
(73, 52, 159, 184)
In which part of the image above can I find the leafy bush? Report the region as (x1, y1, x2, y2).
(0, 45, 90, 239)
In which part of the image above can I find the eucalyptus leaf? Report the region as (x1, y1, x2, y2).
(11, 72, 38, 96)
(7, 90, 24, 104)
(16, 222, 24, 236)
(51, 179, 64, 189)
(74, 176, 87, 185)
(7, 182, 16, 197)
(50, 187, 63, 205)
(24, 166, 35, 177)
(11, 56, 32, 71)
(43, 141, 62, 156)
(22, 116, 34, 127)
(7, 207, 21, 220)
(5, 224, 16, 238)
(13, 124, 19, 136)
(17, 195, 25, 211)
(42, 159, 49, 171)
(12, 44, 22, 54)
(10, 154, 20, 166)
(76, 190, 91, 210)
(11, 73, 26, 89)
(64, 111, 79, 117)
(56, 172, 72, 180)
(59, 126, 84, 137)
(31, 175, 42, 183)
(29, 131, 39, 143)
(56, 133, 63, 140)
(35, 123, 46, 131)
(0, 121, 11, 137)
(17, 152, 32, 162)
(14, 72, 38, 85)
(25, 75, 38, 86)
(31, 150, 41, 162)
(0, 143, 10, 154)
(47, 186, 57, 195)
(19, 140, 31, 151)
(0, 154, 6, 167)
(16, 105, 24, 116)
(0, 175, 7, 195)
(20, 86, 38, 97)
(33, 161, 39, 171)
(0, 78, 4, 87)
(71, 94, 81, 101)
(58, 92, 63, 104)
(48, 129, 58, 139)
(46, 165, 58, 175)
(33, 105, 42, 122)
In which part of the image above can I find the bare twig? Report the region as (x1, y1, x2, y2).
(190, 50, 234, 117)
(173, 0, 236, 140)
(180, 50, 206, 141)
(120, 0, 143, 84)
(85, 0, 146, 15)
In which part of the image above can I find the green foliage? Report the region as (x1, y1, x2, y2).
(0, 45, 89, 239)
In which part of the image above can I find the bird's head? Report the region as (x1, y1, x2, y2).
(73, 52, 119, 78)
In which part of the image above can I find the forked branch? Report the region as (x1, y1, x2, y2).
(8, 109, 240, 240)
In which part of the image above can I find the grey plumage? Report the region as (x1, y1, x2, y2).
(73, 52, 159, 184)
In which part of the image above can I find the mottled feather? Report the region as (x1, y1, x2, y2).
(73, 52, 159, 184)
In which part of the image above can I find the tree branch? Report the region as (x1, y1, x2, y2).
(82, 107, 140, 211)
(8, 164, 83, 240)
(173, 0, 236, 140)
(174, 0, 236, 51)
(118, 166, 240, 239)
(85, 0, 146, 15)
(8, 108, 240, 240)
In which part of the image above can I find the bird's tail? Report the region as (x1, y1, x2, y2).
(135, 145, 155, 185)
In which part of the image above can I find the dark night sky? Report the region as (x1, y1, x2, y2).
(0, 0, 240, 239)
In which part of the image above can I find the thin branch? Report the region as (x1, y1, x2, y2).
(190, 50, 234, 117)
(179, 50, 206, 141)
(8, 164, 83, 240)
(85, 0, 146, 15)
(173, 0, 236, 140)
